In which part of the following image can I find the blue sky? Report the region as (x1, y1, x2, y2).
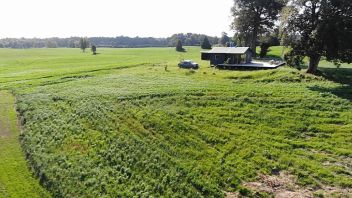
(1, 0, 234, 38)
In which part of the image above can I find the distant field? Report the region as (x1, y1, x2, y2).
(0, 47, 351, 197)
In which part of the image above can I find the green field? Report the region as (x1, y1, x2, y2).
(0, 46, 351, 197)
(0, 91, 50, 198)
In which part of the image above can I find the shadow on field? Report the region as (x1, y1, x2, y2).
(317, 67, 352, 86)
(308, 85, 352, 101)
(309, 67, 352, 101)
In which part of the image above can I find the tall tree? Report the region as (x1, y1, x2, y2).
(278, 5, 296, 58)
(219, 32, 230, 46)
(259, 42, 270, 58)
(79, 37, 89, 52)
(231, 0, 286, 56)
(91, 45, 97, 55)
(287, 0, 352, 74)
(201, 36, 212, 49)
(176, 40, 185, 52)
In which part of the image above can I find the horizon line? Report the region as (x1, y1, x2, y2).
(0, 32, 230, 40)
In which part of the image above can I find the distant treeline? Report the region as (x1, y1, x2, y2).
(0, 33, 219, 49)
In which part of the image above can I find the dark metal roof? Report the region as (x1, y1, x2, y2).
(201, 47, 250, 54)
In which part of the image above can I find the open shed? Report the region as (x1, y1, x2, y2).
(201, 47, 252, 66)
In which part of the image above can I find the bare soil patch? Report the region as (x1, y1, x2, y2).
(241, 171, 351, 198)
(225, 191, 239, 198)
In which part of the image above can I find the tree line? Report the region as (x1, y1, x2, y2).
(2, 0, 350, 74)
(0, 34, 220, 49)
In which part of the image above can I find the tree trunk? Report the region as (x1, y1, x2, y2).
(281, 46, 285, 60)
(250, 27, 258, 57)
(306, 54, 321, 74)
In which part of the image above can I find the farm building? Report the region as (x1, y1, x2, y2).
(201, 47, 252, 66)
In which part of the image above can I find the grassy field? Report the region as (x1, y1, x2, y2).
(0, 91, 50, 198)
(0, 46, 351, 197)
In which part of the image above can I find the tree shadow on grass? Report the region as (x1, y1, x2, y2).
(308, 85, 352, 101)
(308, 67, 352, 101)
(317, 67, 352, 86)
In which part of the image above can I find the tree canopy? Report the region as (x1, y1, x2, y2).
(219, 32, 230, 46)
(287, 0, 352, 73)
(201, 36, 212, 49)
(231, 0, 286, 55)
(91, 45, 97, 55)
(175, 40, 185, 52)
(79, 37, 89, 52)
(0, 34, 219, 49)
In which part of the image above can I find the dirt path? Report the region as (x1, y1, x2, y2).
(0, 92, 12, 138)
(0, 91, 50, 198)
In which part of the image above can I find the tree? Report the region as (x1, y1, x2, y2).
(284, 50, 304, 70)
(259, 42, 270, 58)
(79, 37, 89, 52)
(259, 29, 280, 46)
(201, 36, 212, 49)
(287, 0, 352, 74)
(219, 32, 230, 46)
(176, 40, 185, 52)
(231, 0, 286, 56)
(167, 33, 217, 47)
(69, 40, 78, 48)
(46, 41, 57, 48)
(278, 6, 297, 58)
(91, 45, 97, 55)
(0, 34, 219, 49)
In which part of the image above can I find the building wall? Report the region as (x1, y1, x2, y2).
(204, 51, 252, 65)
(210, 54, 225, 65)
(201, 53, 210, 60)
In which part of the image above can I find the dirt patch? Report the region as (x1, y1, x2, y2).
(244, 172, 310, 197)
(225, 191, 239, 198)
(240, 171, 351, 198)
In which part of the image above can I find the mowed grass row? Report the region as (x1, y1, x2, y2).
(0, 47, 351, 197)
(0, 91, 50, 198)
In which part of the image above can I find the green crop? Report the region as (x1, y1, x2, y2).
(0, 46, 351, 197)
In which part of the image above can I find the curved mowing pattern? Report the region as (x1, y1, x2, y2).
(17, 69, 352, 197)
(1, 47, 351, 197)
